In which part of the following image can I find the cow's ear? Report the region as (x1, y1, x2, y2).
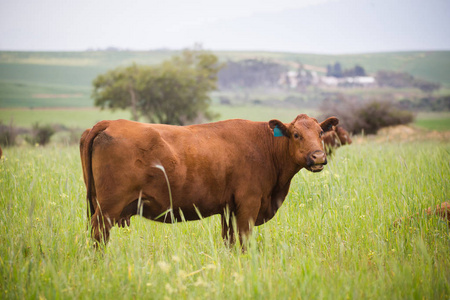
(320, 117, 339, 132)
(269, 119, 290, 137)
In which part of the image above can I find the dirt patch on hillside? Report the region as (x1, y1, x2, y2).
(377, 125, 449, 142)
(354, 125, 450, 143)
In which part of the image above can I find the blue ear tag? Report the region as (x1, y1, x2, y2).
(273, 125, 284, 137)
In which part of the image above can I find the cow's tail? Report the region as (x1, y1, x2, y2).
(82, 120, 111, 220)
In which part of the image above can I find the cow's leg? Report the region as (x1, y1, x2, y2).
(90, 199, 130, 246)
(234, 197, 261, 249)
(91, 208, 112, 245)
(221, 212, 236, 247)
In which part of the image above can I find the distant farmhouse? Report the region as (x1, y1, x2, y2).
(279, 71, 376, 89)
(278, 61, 376, 89)
(320, 75, 376, 87)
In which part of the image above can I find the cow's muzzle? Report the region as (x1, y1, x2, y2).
(306, 150, 327, 172)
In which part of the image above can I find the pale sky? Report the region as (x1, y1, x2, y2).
(0, 0, 449, 53)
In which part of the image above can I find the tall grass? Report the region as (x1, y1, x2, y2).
(1, 140, 449, 299)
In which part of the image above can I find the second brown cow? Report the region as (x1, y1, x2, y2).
(80, 114, 338, 246)
(322, 125, 352, 156)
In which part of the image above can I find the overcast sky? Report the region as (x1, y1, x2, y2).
(0, 0, 449, 54)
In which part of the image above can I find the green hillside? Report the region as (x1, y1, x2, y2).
(0, 50, 449, 108)
(216, 50, 450, 83)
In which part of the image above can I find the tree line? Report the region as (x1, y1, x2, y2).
(375, 70, 441, 93)
(326, 62, 367, 77)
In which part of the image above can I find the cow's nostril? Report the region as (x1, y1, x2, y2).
(311, 151, 326, 163)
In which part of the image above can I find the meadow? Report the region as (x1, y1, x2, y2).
(1, 136, 449, 299)
(1, 49, 449, 299)
(0, 105, 317, 129)
(2, 107, 450, 134)
(414, 112, 450, 132)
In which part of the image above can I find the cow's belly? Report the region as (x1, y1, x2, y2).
(255, 205, 277, 226)
(138, 181, 230, 223)
(255, 190, 289, 226)
(141, 198, 226, 223)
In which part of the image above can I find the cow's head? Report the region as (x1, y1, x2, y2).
(269, 114, 339, 172)
(335, 126, 352, 145)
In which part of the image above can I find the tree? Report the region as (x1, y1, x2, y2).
(326, 62, 343, 77)
(342, 65, 367, 77)
(354, 65, 366, 76)
(326, 64, 333, 77)
(92, 49, 223, 125)
(92, 63, 141, 121)
(333, 62, 343, 78)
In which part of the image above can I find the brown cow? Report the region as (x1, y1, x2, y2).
(394, 202, 450, 228)
(426, 202, 450, 224)
(80, 114, 339, 246)
(322, 125, 352, 156)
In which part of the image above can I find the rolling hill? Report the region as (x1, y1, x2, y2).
(0, 50, 449, 108)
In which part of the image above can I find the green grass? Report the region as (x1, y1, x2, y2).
(0, 62, 100, 108)
(0, 108, 132, 128)
(0, 106, 318, 129)
(1, 139, 449, 299)
(414, 112, 450, 131)
(4, 107, 450, 132)
(0, 81, 92, 108)
(415, 118, 450, 131)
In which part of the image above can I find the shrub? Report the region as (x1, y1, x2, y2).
(375, 70, 441, 94)
(52, 128, 85, 145)
(320, 96, 415, 135)
(25, 123, 55, 146)
(67, 128, 84, 145)
(0, 121, 19, 146)
(398, 95, 450, 112)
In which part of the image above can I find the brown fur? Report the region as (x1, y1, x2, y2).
(80, 115, 339, 246)
(394, 202, 450, 227)
(322, 125, 352, 156)
(426, 202, 450, 224)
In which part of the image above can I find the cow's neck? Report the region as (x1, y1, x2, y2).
(268, 133, 301, 188)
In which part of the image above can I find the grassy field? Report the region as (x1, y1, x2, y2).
(415, 118, 450, 132)
(414, 112, 450, 132)
(0, 108, 132, 128)
(0, 106, 316, 129)
(1, 138, 449, 299)
(2, 107, 450, 133)
(1, 50, 449, 298)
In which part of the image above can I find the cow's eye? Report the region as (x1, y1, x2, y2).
(320, 131, 324, 137)
(294, 133, 300, 139)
